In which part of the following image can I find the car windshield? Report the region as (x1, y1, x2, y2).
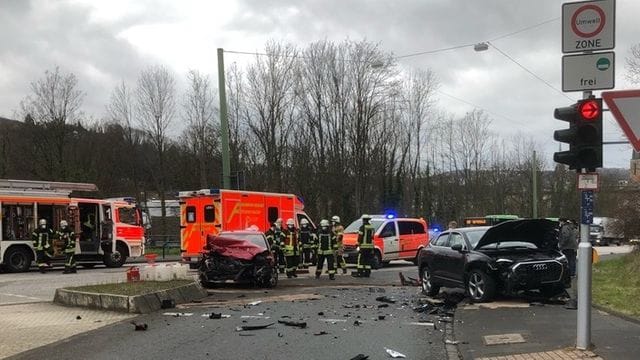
(220, 233, 268, 249)
(343, 219, 386, 233)
(465, 229, 488, 248)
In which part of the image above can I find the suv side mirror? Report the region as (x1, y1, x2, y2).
(451, 244, 464, 252)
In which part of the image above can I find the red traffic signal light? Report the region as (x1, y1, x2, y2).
(579, 100, 600, 121)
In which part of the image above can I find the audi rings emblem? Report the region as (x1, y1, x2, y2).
(532, 263, 548, 271)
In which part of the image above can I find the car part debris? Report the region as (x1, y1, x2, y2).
(278, 320, 307, 328)
(235, 323, 275, 331)
(406, 321, 436, 329)
(376, 296, 396, 304)
(384, 347, 406, 358)
(353, 320, 363, 326)
(161, 299, 176, 309)
(314, 331, 329, 336)
(248, 300, 263, 306)
(378, 303, 389, 308)
(76, 315, 82, 320)
(318, 311, 324, 316)
(444, 339, 459, 345)
(131, 321, 148, 331)
(350, 355, 369, 360)
(378, 315, 386, 320)
(398, 272, 420, 286)
(209, 312, 222, 319)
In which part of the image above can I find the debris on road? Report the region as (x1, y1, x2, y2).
(384, 347, 406, 358)
(241, 315, 271, 319)
(375, 296, 396, 304)
(378, 315, 386, 320)
(377, 303, 389, 308)
(406, 321, 436, 329)
(314, 331, 329, 336)
(444, 339, 459, 345)
(131, 321, 148, 331)
(277, 320, 307, 328)
(319, 318, 347, 323)
(235, 323, 275, 332)
(247, 300, 262, 306)
(317, 311, 324, 316)
(76, 315, 82, 320)
(353, 320, 363, 326)
(398, 272, 420, 286)
(202, 313, 231, 319)
(350, 354, 369, 360)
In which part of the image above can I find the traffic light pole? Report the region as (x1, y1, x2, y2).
(576, 90, 593, 350)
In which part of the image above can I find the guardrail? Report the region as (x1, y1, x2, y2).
(144, 235, 180, 259)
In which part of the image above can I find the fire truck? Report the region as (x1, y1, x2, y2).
(179, 188, 313, 266)
(0, 179, 145, 272)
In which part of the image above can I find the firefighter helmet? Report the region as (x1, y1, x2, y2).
(60, 220, 68, 229)
(361, 214, 371, 220)
(320, 219, 330, 228)
(38, 219, 47, 227)
(300, 218, 309, 226)
(331, 215, 340, 223)
(286, 218, 295, 227)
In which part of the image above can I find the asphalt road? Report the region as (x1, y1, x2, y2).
(9, 262, 452, 360)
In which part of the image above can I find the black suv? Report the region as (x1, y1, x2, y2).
(417, 219, 569, 302)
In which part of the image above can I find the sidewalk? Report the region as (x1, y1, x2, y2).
(454, 299, 640, 360)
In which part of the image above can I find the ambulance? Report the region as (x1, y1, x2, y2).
(179, 189, 314, 266)
(0, 179, 145, 272)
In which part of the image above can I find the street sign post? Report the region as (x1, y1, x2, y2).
(577, 173, 599, 190)
(562, 0, 615, 53)
(562, 52, 614, 92)
(602, 90, 640, 152)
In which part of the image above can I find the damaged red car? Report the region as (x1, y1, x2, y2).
(198, 230, 278, 288)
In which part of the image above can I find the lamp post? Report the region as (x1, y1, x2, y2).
(217, 48, 231, 189)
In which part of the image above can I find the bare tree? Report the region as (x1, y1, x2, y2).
(19, 66, 84, 179)
(182, 70, 219, 188)
(626, 44, 640, 84)
(135, 65, 177, 230)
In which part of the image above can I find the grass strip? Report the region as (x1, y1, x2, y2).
(592, 251, 640, 319)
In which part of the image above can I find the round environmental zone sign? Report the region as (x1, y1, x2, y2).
(596, 57, 610, 71)
(571, 4, 605, 38)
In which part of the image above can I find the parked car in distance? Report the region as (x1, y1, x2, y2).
(198, 230, 277, 288)
(417, 219, 569, 302)
(342, 215, 429, 268)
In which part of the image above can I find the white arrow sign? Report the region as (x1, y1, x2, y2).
(602, 90, 640, 152)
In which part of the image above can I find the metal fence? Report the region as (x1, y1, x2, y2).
(144, 234, 181, 259)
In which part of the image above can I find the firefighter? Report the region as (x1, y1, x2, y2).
(271, 218, 286, 274)
(298, 218, 316, 269)
(315, 219, 336, 280)
(352, 214, 375, 278)
(282, 218, 299, 278)
(58, 220, 77, 274)
(332, 215, 347, 274)
(32, 219, 54, 273)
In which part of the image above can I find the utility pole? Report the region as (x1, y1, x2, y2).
(532, 150, 538, 218)
(217, 48, 231, 189)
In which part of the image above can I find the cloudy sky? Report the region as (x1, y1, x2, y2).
(1, 0, 638, 168)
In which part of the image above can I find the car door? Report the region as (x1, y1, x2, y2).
(379, 221, 399, 261)
(428, 232, 450, 280)
(443, 232, 467, 285)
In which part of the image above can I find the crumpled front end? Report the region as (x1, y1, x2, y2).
(501, 259, 569, 294)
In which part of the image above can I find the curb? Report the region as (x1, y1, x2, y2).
(592, 303, 640, 326)
(53, 282, 207, 314)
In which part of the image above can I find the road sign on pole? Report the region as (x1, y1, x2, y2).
(602, 90, 640, 152)
(562, 52, 614, 92)
(562, 0, 615, 53)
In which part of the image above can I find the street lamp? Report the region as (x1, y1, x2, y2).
(217, 48, 231, 189)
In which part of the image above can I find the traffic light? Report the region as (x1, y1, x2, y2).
(553, 98, 603, 170)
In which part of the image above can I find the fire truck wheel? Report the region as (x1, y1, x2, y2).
(5, 247, 32, 273)
(104, 244, 128, 268)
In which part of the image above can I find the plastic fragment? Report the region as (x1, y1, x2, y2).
(384, 347, 406, 358)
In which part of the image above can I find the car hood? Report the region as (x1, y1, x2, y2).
(206, 234, 267, 261)
(474, 219, 558, 250)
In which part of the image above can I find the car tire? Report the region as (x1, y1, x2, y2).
(371, 250, 383, 269)
(264, 267, 278, 288)
(421, 266, 440, 296)
(4, 247, 32, 273)
(466, 269, 496, 302)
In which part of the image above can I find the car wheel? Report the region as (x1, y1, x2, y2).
(371, 250, 383, 269)
(265, 267, 278, 288)
(421, 266, 440, 296)
(467, 269, 496, 302)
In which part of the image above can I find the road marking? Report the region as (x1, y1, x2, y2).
(0, 293, 44, 301)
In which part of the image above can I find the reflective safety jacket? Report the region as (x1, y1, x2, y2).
(357, 223, 375, 249)
(32, 228, 54, 251)
(332, 224, 344, 246)
(265, 227, 284, 251)
(282, 227, 299, 256)
(299, 226, 317, 249)
(58, 228, 76, 253)
(316, 229, 336, 255)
